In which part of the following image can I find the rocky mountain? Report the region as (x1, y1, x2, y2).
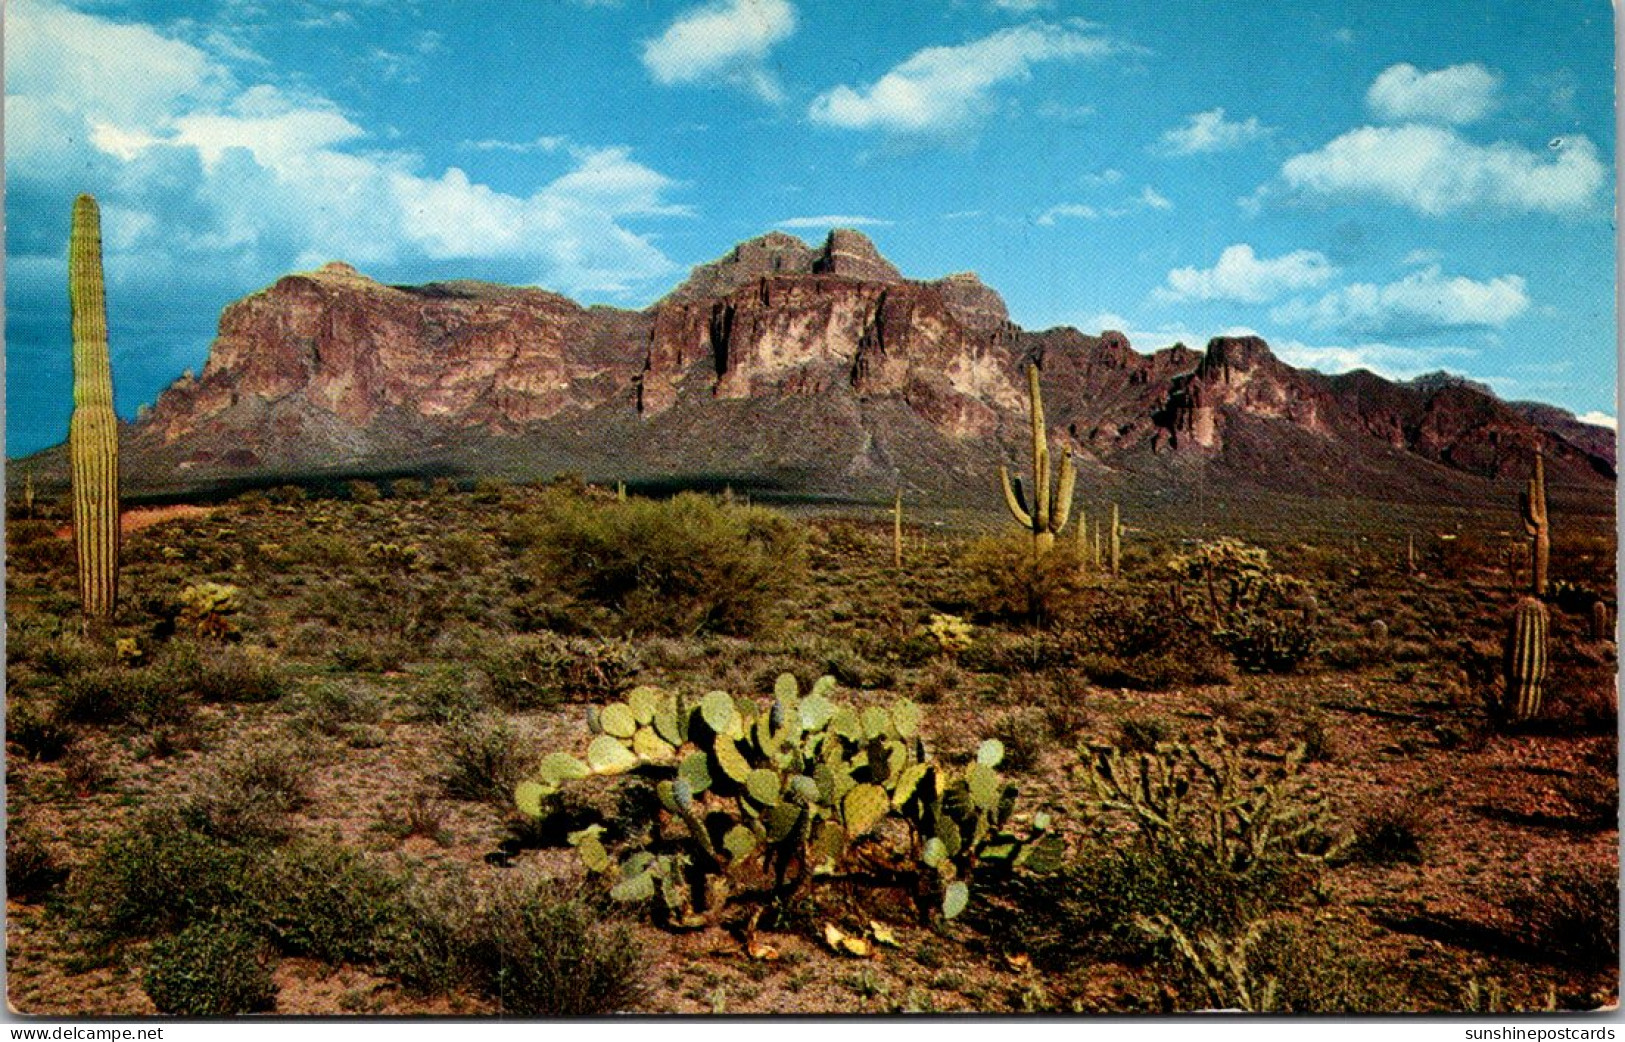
(27, 229, 1615, 511)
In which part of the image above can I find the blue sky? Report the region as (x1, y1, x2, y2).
(5, 0, 1616, 456)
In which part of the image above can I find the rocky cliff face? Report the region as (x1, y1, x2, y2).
(118, 228, 1613, 504)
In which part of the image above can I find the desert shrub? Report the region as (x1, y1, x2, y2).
(387, 877, 646, 1014)
(434, 531, 490, 573)
(441, 715, 533, 804)
(162, 641, 287, 704)
(7, 823, 67, 901)
(478, 632, 638, 710)
(182, 740, 315, 843)
(1504, 863, 1619, 967)
(296, 681, 387, 738)
(1115, 715, 1177, 753)
(247, 842, 406, 964)
(72, 820, 252, 938)
(7, 700, 74, 761)
(55, 664, 192, 729)
(1167, 539, 1320, 673)
(519, 492, 805, 637)
(390, 478, 426, 499)
(1347, 797, 1434, 865)
(347, 480, 381, 504)
(285, 530, 359, 569)
(990, 709, 1051, 774)
(143, 922, 278, 1015)
(329, 634, 414, 673)
(30, 631, 115, 677)
(7, 521, 73, 570)
(1067, 593, 1232, 691)
(958, 535, 1087, 628)
(1242, 920, 1410, 1013)
(406, 665, 492, 725)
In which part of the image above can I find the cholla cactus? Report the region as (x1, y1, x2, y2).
(178, 582, 242, 639)
(927, 613, 974, 656)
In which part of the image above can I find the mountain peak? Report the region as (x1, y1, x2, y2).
(812, 228, 903, 283)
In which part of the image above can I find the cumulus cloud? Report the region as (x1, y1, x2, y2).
(1156, 108, 1271, 155)
(1576, 411, 1617, 430)
(6, 0, 687, 295)
(1279, 125, 1606, 216)
(1272, 339, 1477, 380)
(641, 0, 796, 103)
(1154, 244, 1335, 304)
(1367, 62, 1499, 125)
(1270, 266, 1529, 336)
(808, 22, 1116, 135)
(777, 214, 892, 228)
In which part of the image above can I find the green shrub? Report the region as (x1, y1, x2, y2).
(519, 491, 806, 637)
(7, 823, 67, 901)
(56, 664, 195, 729)
(958, 535, 1087, 628)
(72, 820, 251, 938)
(7, 700, 74, 761)
(478, 632, 638, 710)
(248, 843, 406, 964)
(163, 641, 287, 704)
(441, 715, 533, 804)
(182, 740, 315, 843)
(386, 877, 646, 1014)
(143, 921, 278, 1015)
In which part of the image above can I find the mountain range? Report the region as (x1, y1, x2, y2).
(18, 229, 1617, 514)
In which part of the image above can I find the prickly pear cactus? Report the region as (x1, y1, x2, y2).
(515, 675, 1061, 928)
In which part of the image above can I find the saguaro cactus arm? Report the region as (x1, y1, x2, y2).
(999, 467, 1033, 529)
(1519, 447, 1550, 597)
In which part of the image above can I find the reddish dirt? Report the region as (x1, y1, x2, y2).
(54, 505, 214, 541)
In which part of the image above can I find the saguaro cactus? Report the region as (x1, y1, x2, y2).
(1504, 597, 1548, 721)
(68, 194, 120, 621)
(1000, 363, 1074, 559)
(1519, 447, 1549, 598)
(1109, 502, 1122, 577)
(892, 489, 903, 568)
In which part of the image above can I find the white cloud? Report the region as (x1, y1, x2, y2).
(808, 22, 1116, 135)
(1367, 62, 1499, 125)
(1271, 266, 1529, 335)
(641, 0, 796, 103)
(8, 0, 686, 295)
(1036, 203, 1098, 225)
(1156, 108, 1270, 155)
(1576, 411, 1617, 430)
(1154, 244, 1335, 304)
(1279, 125, 1606, 216)
(1138, 185, 1173, 211)
(777, 214, 892, 228)
(991, 0, 1053, 10)
(1039, 185, 1170, 225)
(1272, 339, 1477, 380)
(462, 135, 569, 153)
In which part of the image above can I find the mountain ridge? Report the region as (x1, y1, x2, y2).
(15, 228, 1616, 511)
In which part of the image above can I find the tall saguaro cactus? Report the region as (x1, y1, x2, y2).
(69, 194, 120, 621)
(1000, 364, 1074, 560)
(1519, 447, 1549, 598)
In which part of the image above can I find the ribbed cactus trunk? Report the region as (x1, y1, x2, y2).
(1109, 502, 1121, 577)
(1000, 363, 1075, 562)
(1520, 448, 1549, 598)
(68, 194, 120, 621)
(1504, 597, 1548, 721)
(892, 489, 902, 569)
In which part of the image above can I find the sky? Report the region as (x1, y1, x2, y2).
(4, 0, 1617, 457)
